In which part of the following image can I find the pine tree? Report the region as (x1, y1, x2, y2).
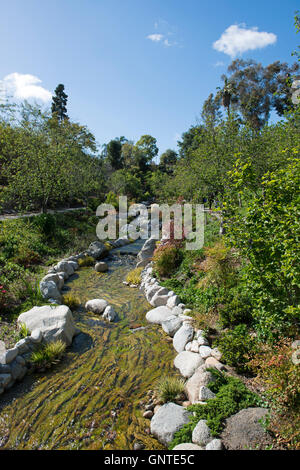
(51, 84, 68, 121)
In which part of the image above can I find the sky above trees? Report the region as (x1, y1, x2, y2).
(0, 0, 299, 157)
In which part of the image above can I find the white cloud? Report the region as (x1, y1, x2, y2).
(147, 34, 164, 43)
(1, 73, 52, 102)
(213, 24, 277, 57)
(147, 19, 180, 47)
(214, 61, 225, 67)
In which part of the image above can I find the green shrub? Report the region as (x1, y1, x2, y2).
(155, 376, 185, 404)
(216, 324, 256, 373)
(169, 369, 262, 449)
(105, 191, 119, 210)
(153, 244, 182, 278)
(30, 340, 66, 369)
(219, 289, 253, 327)
(126, 267, 143, 285)
(197, 240, 237, 289)
(17, 323, 31, 340)
(225, 156, 300, 339)
(78, 255, 95, 267)
(32, 213, 57, 239)
(62, 293, 81, 309)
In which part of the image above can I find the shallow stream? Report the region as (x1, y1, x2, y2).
(0, 242, 176, 450)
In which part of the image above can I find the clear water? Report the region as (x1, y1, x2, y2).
(0, 245, 176, 450)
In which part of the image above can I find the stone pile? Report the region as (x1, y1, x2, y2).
(137, 244, 229, 451)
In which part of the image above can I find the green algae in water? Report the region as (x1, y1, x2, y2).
(0, 252, 176, 450)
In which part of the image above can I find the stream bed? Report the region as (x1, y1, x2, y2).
(0, 242, 176, 450)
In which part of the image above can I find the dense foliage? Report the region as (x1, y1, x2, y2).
(169, 369, 262, 449)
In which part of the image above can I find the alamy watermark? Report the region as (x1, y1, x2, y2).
(95, 197, 205, 251)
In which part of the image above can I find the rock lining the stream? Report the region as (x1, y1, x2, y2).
(136, 236, 253, 451)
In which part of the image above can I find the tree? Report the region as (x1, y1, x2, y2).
(51, 84, 68, 121)
(134, 135, 158, 172)
(177, 125, 204, 160)
(201, 93, 222, 128)
(220, 59, 299, 129)
(3, 103, 98, 213)
(106, 139, 123, 170)
(159, 149, 178, 174)
(109, 169, 142, 200)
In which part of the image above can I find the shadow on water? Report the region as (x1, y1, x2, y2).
(0, 243, 176, 450)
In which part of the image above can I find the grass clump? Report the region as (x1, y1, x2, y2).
(155, 376, 185, 404)
(62, 293, 81, 309)
(78, 255, 95, 267)
(169, 369, 262, 449)
(17, 322, 31, 340)
(126, 267, 143, 285)
(30, 340, 66, 370)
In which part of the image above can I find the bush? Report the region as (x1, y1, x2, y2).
(30, 340, 66, 370)
(78, 255, 95, 267)
(216, 324, 256, 373)
(225, 156, 300, 339)
(32, 213, 57, 239)
(126, 267, 143, 285)
(155, 376, 185, 404)
(153, 244, 182, 278)
(62, 293, 81, 310)
(248, 340, 300, 449)
(219, 288, 253, 327)
(105, 191, 119, 210)
(169, 369, 261, 449)
(197, 240, 237, 289)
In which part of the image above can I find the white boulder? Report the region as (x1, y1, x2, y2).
(174, 351, 204, 378)
(18, 305, 78, 346)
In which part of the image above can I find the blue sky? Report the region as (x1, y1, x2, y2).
(0, 0, 299, 158)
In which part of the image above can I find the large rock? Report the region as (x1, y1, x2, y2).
(41, 273, 64, 290)
(18, 305, 78, 346)
(174, 351, 204, 378)
(10, 360, 27, 381)
(206, 439, 223, 450)
(0, 347, 19, 365)
(150, 288, 169, 307)
(167, 295, 180, 309)
(40, 280, 62, 303)
(136, 238, 158, 268)
(95, 262, 108, 273)
(88, 241, 108, 260)
(146, 306, 173, 325)
(85, 299, 108, 314)
(198, 386, 216, 401)
(199, 346, 212, 359)
(103, 305, 117, 322)
(221, 408, 273, 450)
(185, 367, 216, 403)
(112, 237, 130, 248)
(150, 403, 192, 446)
(172, 443, 204, 451)
(161, 315, 183, 337)
(0, 373, 12, 388)
(145, 285, 161, 302)
(54, 260, 75, 276)
(205, 357, 226, 371)
(173, 324, 194, 353)
(192, 420, 212, 446)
